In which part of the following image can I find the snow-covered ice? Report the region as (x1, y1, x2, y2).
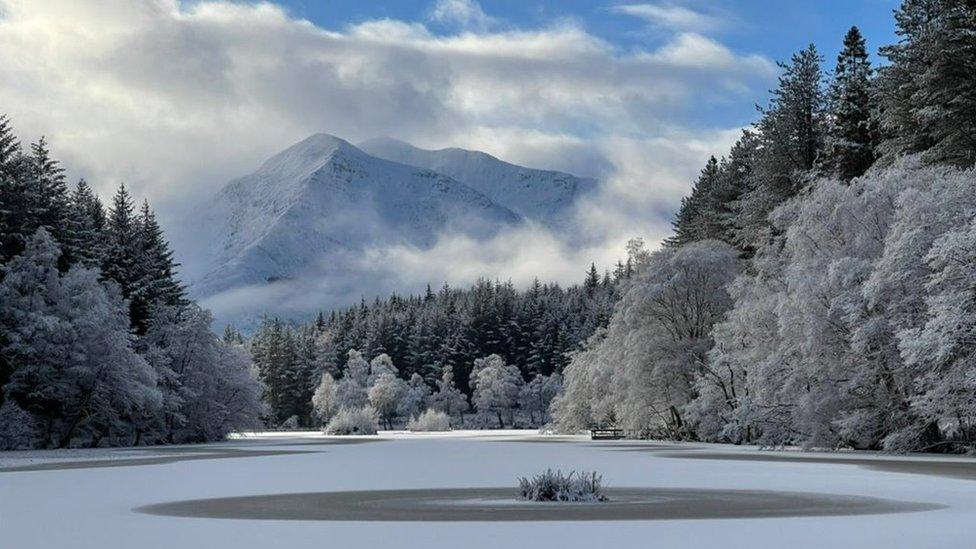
(1, 430, 973, 549)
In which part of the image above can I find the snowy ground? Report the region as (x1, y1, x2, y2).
(2, 430, 974, 548)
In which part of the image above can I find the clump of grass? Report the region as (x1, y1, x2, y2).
(324, 406, 379, 435)
(517, 469, 608, 502)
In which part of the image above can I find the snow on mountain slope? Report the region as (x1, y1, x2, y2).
(187, 134, 521, 299)
(358, 137, 596, 225)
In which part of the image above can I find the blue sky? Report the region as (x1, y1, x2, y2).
(275, 0, 901, 128)
(0, 0, 907, 305)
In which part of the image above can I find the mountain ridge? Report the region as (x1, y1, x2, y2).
(358, 136, 596, 224)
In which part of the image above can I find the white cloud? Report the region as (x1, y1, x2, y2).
(0, 0, 772, 319)
(428, 0, 495, 31)
(612, 3, 722, 32)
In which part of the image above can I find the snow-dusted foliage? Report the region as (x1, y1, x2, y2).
(399, 373, 430, 419)
(556, 162, 976, 451)
(368, 371, 408, 429)
(253, 268, 622, 428)
(700, 160, 976, 451)
(311, 373, 338, 424)
(407, 409, 452, 432)
(519, 373, 562, 426)
(428, 366, 470, 422)
(142, 305, 264, 444)
(0, 230, 160, 448)
(324, 406, 380, 435)
(0, 119, 264, 449)
(554, 6, 974, 452)
(517, 470, 608, 502)
(0, 401, 39, 450)
(334, 350, 370, 411)
(551, 240, 742, 436)
(471, 354, 524, 428)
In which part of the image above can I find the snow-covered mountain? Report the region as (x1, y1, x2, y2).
(186, 134, 521, 299)
(358, 137, 596, 225)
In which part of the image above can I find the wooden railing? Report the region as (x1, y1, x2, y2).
(589, 428, 625, 440)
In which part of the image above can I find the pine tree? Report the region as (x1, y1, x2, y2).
(0, 115, 19, 171)
(666, 156, 721, 247)
(879, 0, 976, 166)
(0, 128, 74, 267)
(223, 324, 244, 345)
(0, 117, 29, 264)
(583, 263, 601, 296)
(714, 131, 759, 253)
(825, 26, 878, 180)
(28, 138, 72, 268)
(252, 318, 288, 425)
(132, 200, 185, 331)
(102, 183, 145, 328)
(64, 180, 107, 268)
(735, 45, 827, 249)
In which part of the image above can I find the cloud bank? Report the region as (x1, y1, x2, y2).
(0, 0, 774, 321)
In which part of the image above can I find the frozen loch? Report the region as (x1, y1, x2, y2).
(1, 431, 973, 549)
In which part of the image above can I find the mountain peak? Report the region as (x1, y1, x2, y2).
(253, 133, 364, 181)
(294, 132, 357, 152)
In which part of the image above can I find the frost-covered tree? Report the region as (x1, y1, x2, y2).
(899, 218, 976, 449)
(552, 241, 741, 437)
(701, 159, 976, 451)
(471, 354, 523, 428)
(0, 119, 265, 448)
(368, 372, 407, 429)
(368, 353, 398, 384)
(345, 349, 370, 385)
(519, 373, 563, 426)
(142, 305, 263, 443)
(0, 230, 160, 447)
(399, 372, 430, 420)
(429, 365, 469, 423)
(311, 373, 338, 425)
(550, 329, 615, 432)
(335, 350, 369, 410)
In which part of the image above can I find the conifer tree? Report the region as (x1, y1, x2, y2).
(879, 0, 976, 166)
(714, 131, 759, 253)
(64, 180, 107, 269)
(0, 115, 19, 171)
(825, 26, 878, 180)
(133, 200, 185, 331)
(735, 45, 827, 248)
(666, 156, 720, 247)
(102, 183, 142, 319)
(584, 263, 601, 296)
(28, 138, 72, 268)
(0, 116, 29, 264)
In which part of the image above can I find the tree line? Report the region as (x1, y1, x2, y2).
(241, 260, 629, 428)
(553, 2, 976, 453)
(0, 118, 264, 449)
